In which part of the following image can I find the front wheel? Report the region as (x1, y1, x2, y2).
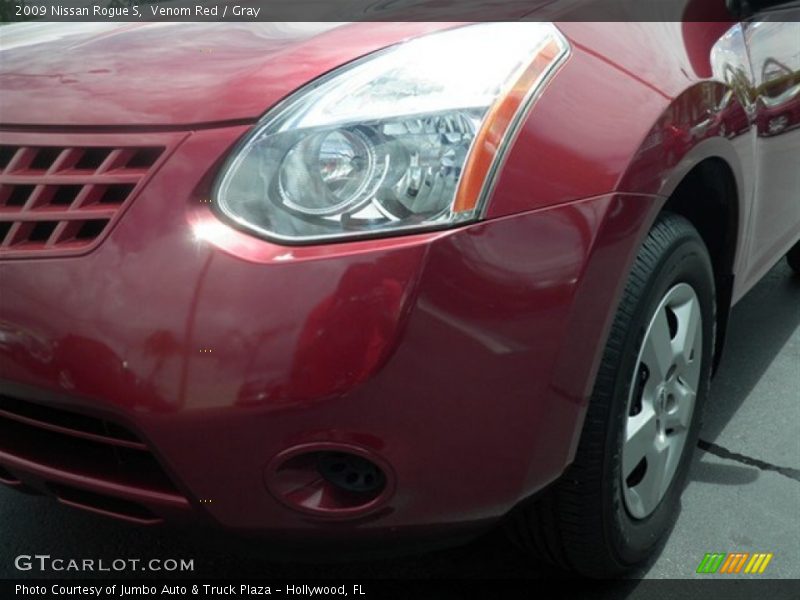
(509, 212, 716, 577)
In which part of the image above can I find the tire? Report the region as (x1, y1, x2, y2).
(787, 239, 800, 274)
(508, 212, 716, 578)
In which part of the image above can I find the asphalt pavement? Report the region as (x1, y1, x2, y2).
(1, 260, 798, 582)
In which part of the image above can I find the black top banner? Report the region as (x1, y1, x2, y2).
(3, 0, 798, 23)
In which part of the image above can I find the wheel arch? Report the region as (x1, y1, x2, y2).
(618, 80, 752, 372)
(657, 151, 743, 373)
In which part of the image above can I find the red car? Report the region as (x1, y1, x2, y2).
(1, 15, 799, 577)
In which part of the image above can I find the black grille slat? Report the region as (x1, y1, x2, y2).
(30, 147, 62, 171)
(98, 184, 135, 205)
(0, 394, 145, 449)
(126, 147, 163, 169)
(0, 221, 11, 243)
(0, 395, 179, 497)
(74, 147, 113, 170)
(28, 221, 57, 243)
(75, 219, 108, 240)
(0, 146, 15, 170)
(6, 185, 34, 207)
(50, 185, 82, 206)
(50, 483, 162, 524)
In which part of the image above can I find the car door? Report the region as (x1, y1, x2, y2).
(741, 5, 800, 282)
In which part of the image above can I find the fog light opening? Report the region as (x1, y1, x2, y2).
(265, 443, 394, 518)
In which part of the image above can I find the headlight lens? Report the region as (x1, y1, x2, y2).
(215, 23, 569, 243)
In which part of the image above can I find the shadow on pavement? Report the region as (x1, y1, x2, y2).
(702, 261, 800, 442)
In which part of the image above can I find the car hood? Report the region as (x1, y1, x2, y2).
(0, 22, 456, 128)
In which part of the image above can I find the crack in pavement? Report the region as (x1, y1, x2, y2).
(697, 439, 800, 483)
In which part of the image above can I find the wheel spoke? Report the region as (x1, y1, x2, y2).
(671, 296, 701, 372)
(641, 439, 670, 511)
(641, 307, 674, 381)
(625, 487, 647, 518)
(624, 406, 657, 477)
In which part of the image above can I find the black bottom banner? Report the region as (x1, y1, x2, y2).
(3, 579, 800, 600)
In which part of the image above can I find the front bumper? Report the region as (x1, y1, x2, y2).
(0, 125, 659, 541)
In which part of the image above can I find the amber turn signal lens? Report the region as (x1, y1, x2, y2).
(454, 39, 568, 214)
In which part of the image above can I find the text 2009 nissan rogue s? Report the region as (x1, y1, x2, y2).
(0, 16, 798, 577)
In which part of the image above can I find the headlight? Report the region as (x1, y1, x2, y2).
(214, 23, 569, 243)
